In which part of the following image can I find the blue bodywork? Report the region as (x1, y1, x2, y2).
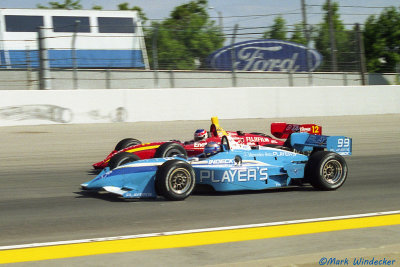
(81, 133, 352, 199)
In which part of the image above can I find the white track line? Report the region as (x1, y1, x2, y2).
(1, 210, 399, 251)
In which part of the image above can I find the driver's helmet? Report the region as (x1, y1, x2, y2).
(204, 142, 220, 157)
(194, 129, 207, 141)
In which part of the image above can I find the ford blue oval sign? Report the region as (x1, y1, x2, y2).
(207, 39, 322, 72)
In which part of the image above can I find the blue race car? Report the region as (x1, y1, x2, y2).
(81, 133, 352, 201)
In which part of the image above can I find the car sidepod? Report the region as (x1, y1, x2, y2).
(191, 148, 308, 192)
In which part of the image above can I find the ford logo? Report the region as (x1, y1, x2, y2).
(207, 39, 322, 72)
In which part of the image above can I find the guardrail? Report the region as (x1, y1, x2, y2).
(0, 85, 399, 127)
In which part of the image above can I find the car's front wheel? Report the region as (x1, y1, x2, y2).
(156, 160, 195, 201)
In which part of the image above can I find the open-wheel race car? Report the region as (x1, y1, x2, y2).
(82, 133, 352, 201)
(92, 117, 323, 170)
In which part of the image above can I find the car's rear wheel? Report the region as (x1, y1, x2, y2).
(108, 152, 140, 170)
(306, 151, 348, 190)
(115, 138, 142, 151)
(154, 142, 187, 158)
(156, 160, 195, 201)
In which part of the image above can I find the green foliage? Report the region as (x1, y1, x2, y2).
(364, 6, 400, 73)
(92, 5, 103, 10)
(37, 0, 82, 9)
(314, 1, 357, 71)
(263, 16, 287, 40)
(290, 24, 307, 45)
(146, 0, 224, 70)
(118, 3, 148, 23)
(263, 18, 308, 45)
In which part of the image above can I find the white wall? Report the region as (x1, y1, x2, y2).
(0, 85, 399, 126)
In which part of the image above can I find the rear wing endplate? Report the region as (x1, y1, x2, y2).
(290, 133, 352, 155)
(271, 122, 322, 139)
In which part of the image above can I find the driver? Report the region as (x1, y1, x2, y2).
(194, 129, 208, 141)
(203, 142, 221, 157)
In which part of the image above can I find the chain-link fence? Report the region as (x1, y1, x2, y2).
(0, 9, 398, 89)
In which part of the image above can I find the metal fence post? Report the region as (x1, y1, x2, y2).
(169, 70, 175, 88)
(38, 26, 51, 90)
(231, 24, 238, 87)
(152, 25, 159, 88)
(343, 72, 348, 86)
(288, 71, 294, 87)
(106, 68, 111, 89)
(328, 0, 338, 72)
(25, 46, 33, 90)
(72, 20, 80, 89)
(301, 0, 313, 86)
(355, 23, 367, 85)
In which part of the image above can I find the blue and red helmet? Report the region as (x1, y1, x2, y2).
(194, 129, 207, 141)
(204, 142, 220, 156)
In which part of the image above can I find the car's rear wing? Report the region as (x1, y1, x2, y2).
(271, 122, 322, 139)
(290, 133, 352, 156)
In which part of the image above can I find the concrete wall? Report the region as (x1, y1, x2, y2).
(0, 69, 397, 90)
(0, 85, 398, 126)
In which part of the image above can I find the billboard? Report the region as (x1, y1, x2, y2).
(207, 39, 322, 72)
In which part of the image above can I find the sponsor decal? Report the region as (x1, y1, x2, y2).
(126, 192, 154, 198)
(207, 159, 234, 165)
(245, 136, 270, 143)
(199, 168, 268, 183)
(92, 170, 112, 182)
(194, 142, 207, 148)
(306, 135, 327, 146)
(207, 39, 322, 72)
(285, 124, 300, 132)
(300, 126, 311, 132)
(245, 151, 297, 157)
(301, 125, 321, 134)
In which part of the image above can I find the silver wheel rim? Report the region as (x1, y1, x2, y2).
(168, 168, 192, 194)
(322, 159, 343, 184)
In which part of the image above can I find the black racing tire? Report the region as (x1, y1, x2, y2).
(115, 138, 142, 151)
(306, 151, 348, 190)
(155, 160, 196, 201)
(108, 152, 140, 170)
(154, 142, 187, 158)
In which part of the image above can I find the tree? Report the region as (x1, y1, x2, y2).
(263, 16, 287, 40)
(118, 3, 148, 23)
(37, 0, 82, 9)
(92, 5, 102, 10)
(314, 1, 356, 71)
(290, 24, 307, 45)
(364, 7, 400, 73)
(146, 0, 224, 70)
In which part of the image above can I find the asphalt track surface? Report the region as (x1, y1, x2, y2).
(0, 114, 399, 266)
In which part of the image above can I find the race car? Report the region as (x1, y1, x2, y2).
(92, 117, 323, 170)
(82, 133, 352, 201)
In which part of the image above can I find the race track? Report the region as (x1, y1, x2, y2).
(0, 114, 399, 266)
